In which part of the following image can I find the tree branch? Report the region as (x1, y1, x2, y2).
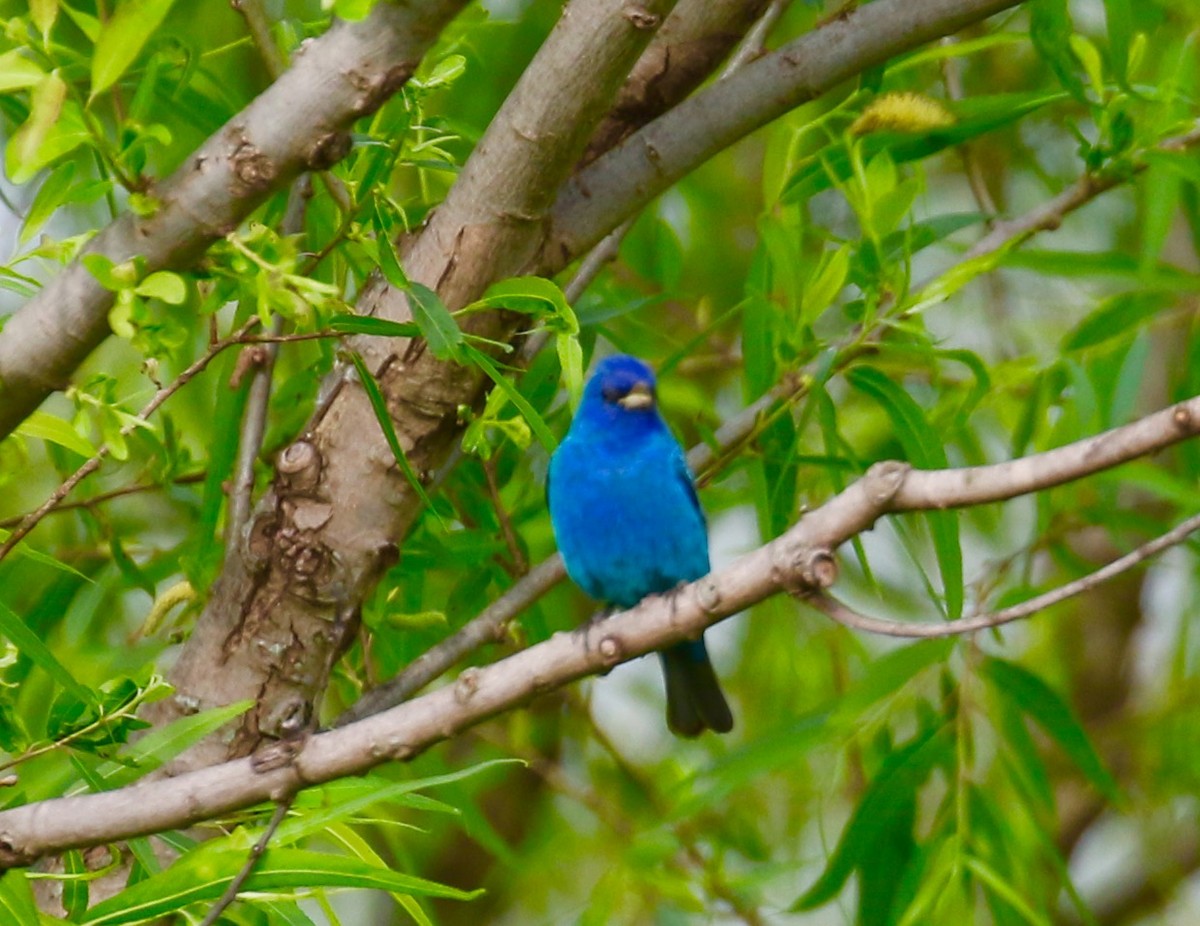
(806, 506, 1200, 636)
(3, 393, 1197, 868)
(534, 0, 1023, 274)
(0, 0, 467, 440)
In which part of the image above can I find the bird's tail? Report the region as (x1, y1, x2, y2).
(659, 638, 734, 737)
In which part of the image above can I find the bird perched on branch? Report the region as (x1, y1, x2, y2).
(547, 354, 734, 737)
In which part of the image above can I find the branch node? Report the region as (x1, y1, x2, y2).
(695, 576, 722, 613)
(863, 460, 910, 507)
(1173, 402, 1195, 432)
(622, 4, 661, 30)
(230, 141, 276, 193)
(307, 131, 353, 170)
(455, 667, 480, 704)
(800, 548, 838, 589)
(277, 440, 322, 492)
(597, 635, 624, 666)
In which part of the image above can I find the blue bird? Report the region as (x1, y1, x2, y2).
(547, 354, 733, 737)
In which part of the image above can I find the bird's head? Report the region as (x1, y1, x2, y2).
(586, 354, 658, 415)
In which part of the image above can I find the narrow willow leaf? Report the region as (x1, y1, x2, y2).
(20, 160, 75, 246)
(329, 315, 420, 338)
(0, 49, 44, 93)
(91, 0, 178, 97)
(462, 344, 556, 452)
(100, 700, 254, 786)
(1061, 292, 1165, 352)
(349, 352, 438, 515)
(847, 367, 963, 619)
(17, 410, 96, 457)
(1030, 0, 1089, 103)
(965, 856, 1054, 926)
(81, 848, 482, 925)
(792, 726, 952, 910)
(0, 871, 40, 926)
(5, 71, 67, 183)
(1104, 0, 1132, 86)
(829, 639, 953, 726)
(981, 658, 1123, 804)
(408, 282, 463, 362)
(0, 598, 92, 703)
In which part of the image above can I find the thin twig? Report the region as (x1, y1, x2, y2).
(197, 797, 294, 926)
(226, 176, 312, 548)
(0, 320, 261, 564)
(231, 0, 288, 80)
(0, 473, 206, 529)
(804, 509, 1200, 638)
(720, 0, 790, 77)
(959, 118, 1200, 267)
(939, 36, 997, 220)
(482, 459, 528, 575)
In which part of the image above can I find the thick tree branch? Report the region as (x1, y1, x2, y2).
(580, 0, 770, 164)
(0, 0, 467, 440)
(3, 393, 1197, 868)
(534, 0, 1023, 274)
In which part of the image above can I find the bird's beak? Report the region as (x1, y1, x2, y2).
(618, 382, 654, 410)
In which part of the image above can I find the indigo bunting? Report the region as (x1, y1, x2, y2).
(547, 354, 733, 737)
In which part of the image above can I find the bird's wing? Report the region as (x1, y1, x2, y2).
(672, 443, 707, 531)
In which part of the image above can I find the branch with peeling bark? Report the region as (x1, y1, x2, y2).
(1, 393, 1197, 869)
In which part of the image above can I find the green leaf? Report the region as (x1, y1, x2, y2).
(965, 856, 1054, 926)
(100, 700, 254, 786)
(792, 726, 952, 910)
(470, 277, 578, 332)
(670, 712, 829, 820)
(5, 71, 66, 184)
(1030, 0, 1089, 103)
(133, 271, 186, 304)
(782, 93, 1063, 203)
(461, 344, 556, 452)
(275, 759, 517, 846)
(16, 410, 96, 457)
(329, 315, 421, 339)
(1061, 292, 1165, 352)
(63, 849, 89, 921)
(847, 367, 963, 619)
(81, 848, 482, 925)
(981, 658, 1123, 804)
(829, 639, 954, 727)
(0, 871, 41, 926)
(0, 598, 92, 704)
(348, 352, 439, 517)
(0, 49, 45, 93)
(374, 219, 410, 291)
(800, 245, 849, 325)
(0, 530, 90, 579)
(408, 282, 463, 362)
(1103, 0, 1132, 85)
(20, 160, 75, 246)
(91, 0, 178, 97)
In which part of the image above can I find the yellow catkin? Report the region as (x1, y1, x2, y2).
(851, 93, 955, 135)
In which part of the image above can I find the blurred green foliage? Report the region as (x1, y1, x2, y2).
(2, 0, 1200, 923)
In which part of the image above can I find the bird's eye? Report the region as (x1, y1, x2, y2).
(601, 385, 624, 404)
